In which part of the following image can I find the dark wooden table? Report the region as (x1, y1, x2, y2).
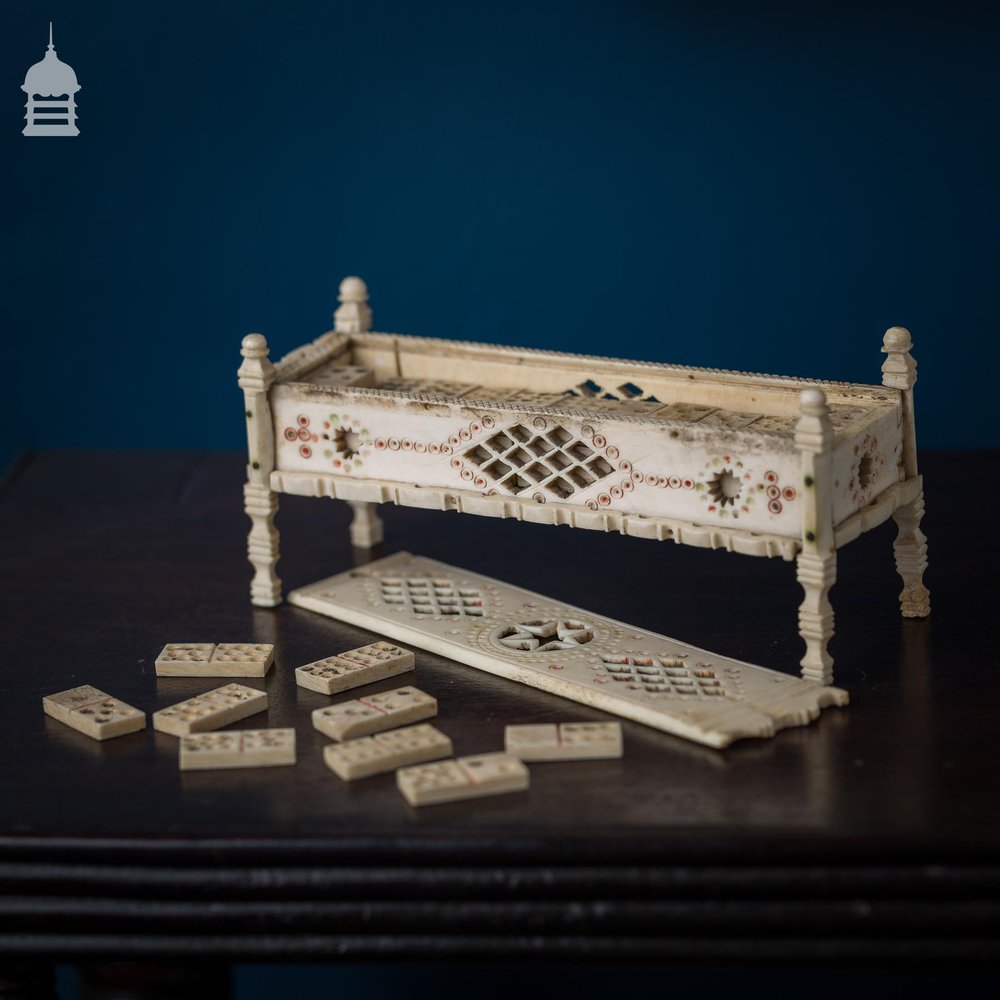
(1, 450, 997, 966)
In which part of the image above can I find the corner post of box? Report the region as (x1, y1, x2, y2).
(795, 388, 837, 685)
(882, 326, 930, 617)
(334, 276, 384, 548)
(239, 333, 282, 606)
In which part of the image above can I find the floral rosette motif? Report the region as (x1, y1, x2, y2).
(634, 455, 799, 520)
(848, 433, 889, 506)
(282, 413, 370, 472)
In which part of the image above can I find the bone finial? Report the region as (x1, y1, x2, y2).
(881, 326, 917, 390)
(334, 276, 373, 333)
(241, 333, 269, 359)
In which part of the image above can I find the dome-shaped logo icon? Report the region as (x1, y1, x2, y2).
(22, 23, 81, 137)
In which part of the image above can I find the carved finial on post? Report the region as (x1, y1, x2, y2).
(238, 333, 275, 394)
(795, 388, 837, 686)
(881, 326, 918, 477)
(795, 388, 834, 456)
(881, 326, 916, 390)
(334, 276, 372, 333)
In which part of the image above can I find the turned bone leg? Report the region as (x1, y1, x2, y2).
(893, 492, 931, 617)
(795, 388, 836, 685)
(797, 550, 837, 686)
(882, 326, 930, 619)
(244, 483, 281, 606)
(348, 501, 384, 548)
(239, 333, 281, 606)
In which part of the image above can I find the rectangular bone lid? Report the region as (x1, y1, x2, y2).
(289, 551, 848, 749)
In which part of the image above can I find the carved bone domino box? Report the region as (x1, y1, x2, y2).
(239, 277, 930, 687)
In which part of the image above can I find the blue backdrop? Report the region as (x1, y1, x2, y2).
(3, 0, 998, 472)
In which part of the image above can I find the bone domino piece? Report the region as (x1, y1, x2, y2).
(155, 643, 275, 677)
(505, 721, 623, 761)
(295, 641, 414, 695)
(312, 686, 436, 742)
(179, 728, 296, 770)
(153, 683, 268, 737)
(323, 723, 452, 781)
(43, 685, 146, 741)
(396, 752, 529, 806)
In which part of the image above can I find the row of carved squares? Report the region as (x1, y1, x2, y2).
(568, 397, 665, 415)
(381, 577, 479, 596)
(598, 653, 726, 695)
(468, 387, 569, 405)
(604, 664, 722, 683)
(303, 363, 374, 386)
(380, 577, 485, 616)
(378, 377, 479, 396)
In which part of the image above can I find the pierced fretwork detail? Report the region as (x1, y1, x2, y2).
(496, 620, 595, 652)
(565, 379, 660, 403)
(463, 424, 614, 499)
(597, 653, 727, 697)
(380, 576, 484, 616)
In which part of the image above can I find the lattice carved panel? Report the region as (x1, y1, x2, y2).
(462, 423, 614, 500)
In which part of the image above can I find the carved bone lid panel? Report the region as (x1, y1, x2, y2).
(288, 552, 848, 749)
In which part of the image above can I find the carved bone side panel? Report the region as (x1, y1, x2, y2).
(271, 389, 814, 539)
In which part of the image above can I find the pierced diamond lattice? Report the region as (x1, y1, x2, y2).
(463, 424, 614, 500)
(380, 577, 484, 616)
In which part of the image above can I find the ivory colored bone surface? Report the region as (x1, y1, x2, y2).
(397, 752, 529, 807)
(43, 685, 146, 741)
(323, 723, 452, 781)
(153, 683, 268, 737)
(505, 721, 623, 761)
(242, 280, 931, 690)
(179, 728, 296, 770)
(312, 686, 436, 741)
(155, 643, 275, 677)
(289, 551, 848, 749)
(295, 641, 414, 695)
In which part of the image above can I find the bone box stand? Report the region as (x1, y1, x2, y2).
(238, 277, 930, 686)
